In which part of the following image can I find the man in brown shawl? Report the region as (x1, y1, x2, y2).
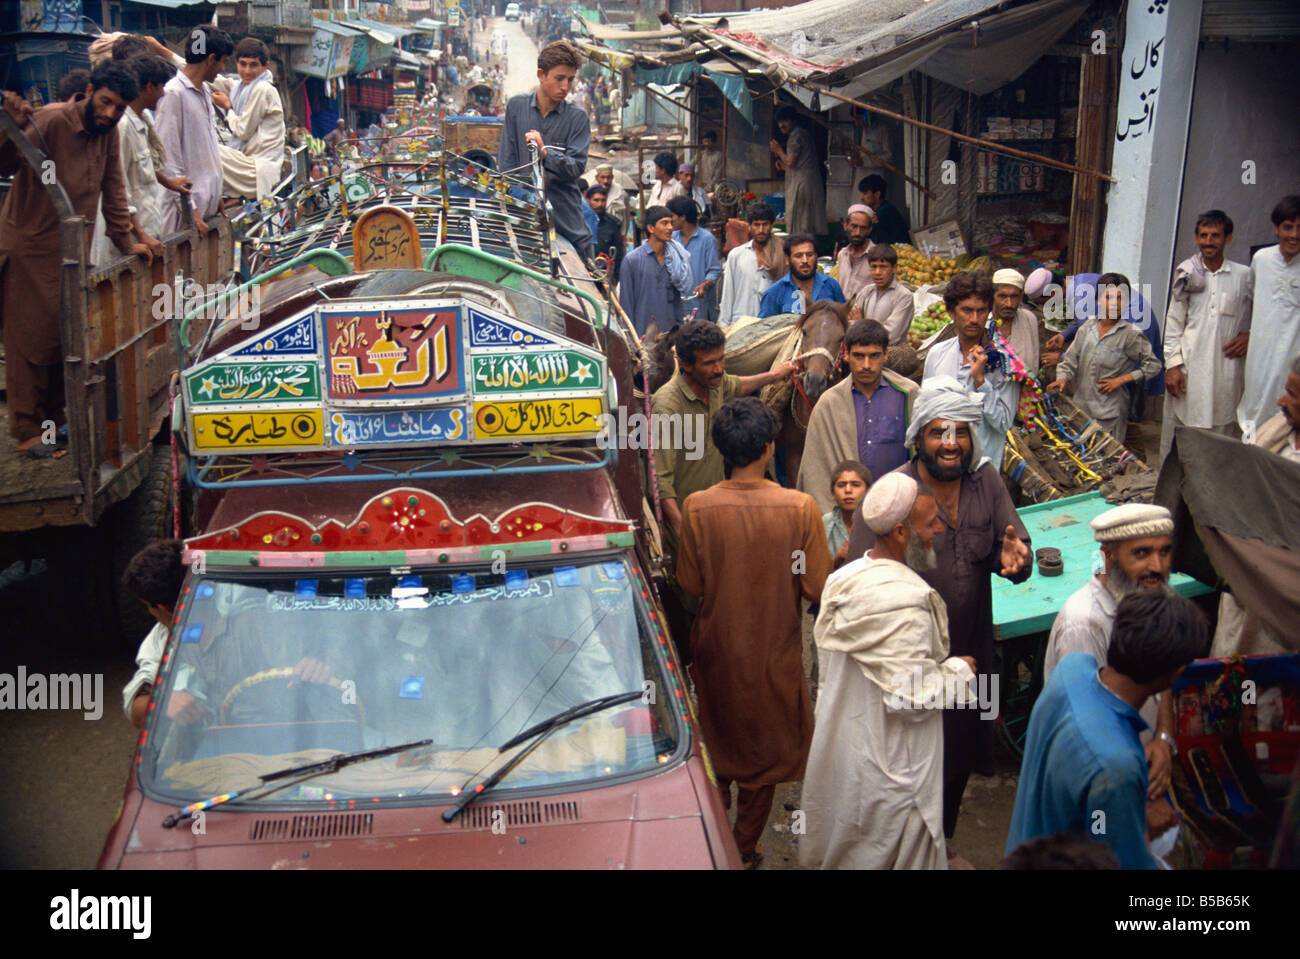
(845, 376, 1031, 865)
(677, 397, 831, 867)
(1, 65, 156, 456)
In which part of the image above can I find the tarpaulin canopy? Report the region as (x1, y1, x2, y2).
(636, 61, 756, 127)
(679, 0, 1090, 105)
(1156, 427, 1300, 648)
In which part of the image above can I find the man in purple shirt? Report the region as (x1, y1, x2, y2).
(797, 319, 918, 514)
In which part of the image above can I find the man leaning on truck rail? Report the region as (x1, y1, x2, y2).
(1, 64, 158, 459)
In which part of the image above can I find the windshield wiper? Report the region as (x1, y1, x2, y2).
(441, 691, 642, 823)
(162, 738, 432, 828)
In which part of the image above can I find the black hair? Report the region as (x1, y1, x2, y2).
(121, 539, 186, 610)
(1002, 833, 1120, 870)
(746, 202, 775, 224)
(184, 26, 235, 65)
(784, 233, 816, 256)
(943, 270, 994, 313)
(89, 61, 139, 104)
(234, 36, 270, 65)
(643, 204, 673, 228)
(829, 459, 871, 491)
(653, 152, 678, 177)
(1096, 271, 1131, 290)
(865, 242, 897, 265)
(701, 130, 717, 142)
(1271, 194, 1300, 226)
(712, 397, 781, 473)
(58, 69, 91, 101)
(844, 318, 889, 352)
(667, 195, 698, 224)
(1106, 589, 1208, 684)
(1194, 209, 1233, 236)
(774, 105, 798, 125)
(674, 319, 726, 366)
(586, 184, 608, 199)
(858, 173, 886, 196)
(130, 54, 176, 89)
(110, 34, 150, 61)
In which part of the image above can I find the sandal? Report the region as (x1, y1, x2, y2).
(741, 845, 764, 869)
(27, 443, 68, 460)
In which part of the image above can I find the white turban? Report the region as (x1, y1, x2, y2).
(992, 268, 1025, 290)
(1091, 504, 1174, 542)
(860, 472, 919, 535)
(847, 203, 875, 220)
(904, 375, 986, 471)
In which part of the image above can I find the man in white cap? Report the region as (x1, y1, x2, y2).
(844, 375, 1031, 860)
(990, 268, 1040, 374)
(592, 162, 630, 231)
(1043, 502, 1178, 797)
(835, 204, 877, 302)
(801, 473, 977, 870)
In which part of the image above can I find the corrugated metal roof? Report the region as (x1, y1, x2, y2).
(124, 0, 213, 8)
(1201, 0, 1300, 39)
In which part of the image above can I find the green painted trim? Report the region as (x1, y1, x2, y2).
(425, 243, 605, 330)
(180, 249, 352, 348)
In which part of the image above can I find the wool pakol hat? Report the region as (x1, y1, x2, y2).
(861, 472, 919, 535)
(1091, 503, 1174, 542)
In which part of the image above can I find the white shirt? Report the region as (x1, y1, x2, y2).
(155, 69, 223, 230)
(1238, 245, 1300, 435)
(89, 107, 162, 268)
(1165, 257, 1253, 428)
(853, 278, 915, 345)
(717, 240, 779, 327)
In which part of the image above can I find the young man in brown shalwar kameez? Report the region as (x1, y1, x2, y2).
(676, 397, 832, 867)
(1, 63, 156, 456)
(845, 376, 1031, 866)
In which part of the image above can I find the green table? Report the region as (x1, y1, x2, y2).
(990, 491, 1214, 755)
(993, 491, 1212, 639)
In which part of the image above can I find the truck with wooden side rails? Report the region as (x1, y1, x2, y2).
(98, 152, 740, 869)
(0, 111, 235, 649)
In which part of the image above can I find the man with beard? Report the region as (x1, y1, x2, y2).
(802, 473, 977, 869)
(835, 204, 876, 302)
(717, 202, 784, 327)
(592, 163, 630, 233)
(676, 397, 830, 867)
(155, 25, 234, 237)
(757, 233, 844, 317)
(1, 64, 157, 458)
(844, 376, 1031, 865)
(586, 184, 624, 278)
(989, 268, 1040, 374)
(1043, 503, 1180, 800)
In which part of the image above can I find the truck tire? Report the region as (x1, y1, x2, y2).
(109, 445, 176, 651)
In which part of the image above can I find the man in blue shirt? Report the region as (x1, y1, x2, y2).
(1006, 589, 1208, 869)
(668, 195, 721, 323)
(619, 205, 681, 336)
(758, 233, 845, 317)
(496, 41, 590, 253)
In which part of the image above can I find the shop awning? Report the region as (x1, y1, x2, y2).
(123, 0, 213, 7)
(677, 0, 1091, 105)
(340, 19, 398, 46)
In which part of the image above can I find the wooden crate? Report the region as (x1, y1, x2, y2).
(442, 118, 504, 156)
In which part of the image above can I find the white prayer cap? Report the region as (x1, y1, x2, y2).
(847, 203, 875, 220)
(861, 472, 919, 535)
(1025, 267, 1053, 297)
(594, 162, 614, 174)
(1091, 503, 1174, 543)
(992, 268, 1025, 290)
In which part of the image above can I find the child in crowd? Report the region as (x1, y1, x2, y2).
(1046, 273, 1161, 445)
(823, 460, 871, 567)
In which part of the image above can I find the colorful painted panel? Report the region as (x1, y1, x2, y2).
(326, 307, 463, 403)
(330, 407, 468, 447)
(473, 397, 605, 439)
(471, 350, 603, 395)
(192, 409, 324, 452)
(467, 307, 566, 349)
(187, 362, 321, 406)
(231, 312, 318, 358)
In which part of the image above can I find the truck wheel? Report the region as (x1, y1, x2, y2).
(109, 445, 177, 651)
